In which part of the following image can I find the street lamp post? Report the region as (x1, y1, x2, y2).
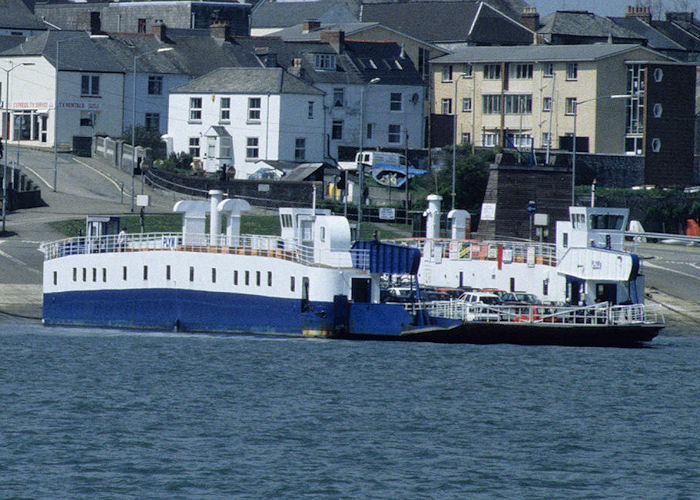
(571, 94, 629, 206)
(131, 47, 173, 212)
(357, 77, 380, 238)
(451, 73, 468, 211)
(2, 61, 34, 233)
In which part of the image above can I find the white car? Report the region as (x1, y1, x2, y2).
(456, 292, 501, 321)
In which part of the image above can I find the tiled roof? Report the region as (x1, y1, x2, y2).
(170, 67, 324, 95)
(251, 0, 358, 29)
(268, 21, 380, 41)
(431, 43, 667, 63)
(361, 0, 529, 21)
(360, 1, 532, 44)
(538, 10, 643, 40)
(0, 0, 44, 30)
(609, 17, 686, 52)
(2, 30, 124, 73)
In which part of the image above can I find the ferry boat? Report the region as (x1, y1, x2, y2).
(390, 195, 664, 346)
(40, 190, 461, 340)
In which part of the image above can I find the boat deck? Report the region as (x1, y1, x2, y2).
(404, 300, 664, 328)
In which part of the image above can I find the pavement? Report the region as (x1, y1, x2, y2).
(0, 145, 698, 335)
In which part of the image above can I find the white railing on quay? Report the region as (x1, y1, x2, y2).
(40, 232, 370, 270)
(403, 300, 664, 327)
(392, 238, 558, 267)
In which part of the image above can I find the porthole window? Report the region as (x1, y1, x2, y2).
(653, 103, 662, 118)
(143, 265, 148, 280)
(653, 68, 663, 82)
(233, 270, 238, 285)
(53, 271, 57, 285)
(651, 138, 661, 152)
(123, 266, 127, 280)
(189, 266, 194, 282)
(212, 268, 216, 283)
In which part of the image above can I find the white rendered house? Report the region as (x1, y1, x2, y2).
(0, 31, 125, 150)
(167, 67, 325, 178)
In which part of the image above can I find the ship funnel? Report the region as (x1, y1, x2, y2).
(448, 209, 470, 239)
(218, 198, 251, 245)
(424, 194, 442, 239)
(209, 190, 223, 244)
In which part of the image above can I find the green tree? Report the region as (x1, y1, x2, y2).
(121, 126, 167, 159)
(411, 145, 492, 216)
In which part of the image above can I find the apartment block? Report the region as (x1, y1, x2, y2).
(431, 44, 696, 186)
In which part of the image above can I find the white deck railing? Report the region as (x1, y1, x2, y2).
(40, 232, 369, 270)
(393, 238, 558, 267)
(403, 301, 664, 327)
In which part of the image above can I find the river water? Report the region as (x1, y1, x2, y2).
(2, 320, 699, 498)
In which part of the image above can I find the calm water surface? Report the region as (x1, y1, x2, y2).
(2, 320, 700, 498)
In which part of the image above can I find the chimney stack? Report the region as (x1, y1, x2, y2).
(152, 20, 167, 41)
(210, 20, 231, 41)
(320, 29, 344, 53)
(302, 19, 321, 33)
(520, 7, 540, 31)
(625, 6, 651, 23)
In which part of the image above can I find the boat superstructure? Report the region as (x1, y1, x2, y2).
(400, 195, 647, 307)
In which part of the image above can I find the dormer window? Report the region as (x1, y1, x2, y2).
(314, 53, 336, 71)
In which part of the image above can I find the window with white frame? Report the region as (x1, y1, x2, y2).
(295, 138, 306, 160)
(144, 113, 159, 129)
(483, 64, 501, 80)
(566, 63, 578, 80)
(220, 97, 230, 121)
(442, 64, 453, 82)
(248, 97, 261, 121)
(510, 63, 533, 79)
(189, 97, 202, 121)
(462, 97, 472, 112)
(189, 137, 200, 157)
(388, 124, 401, 143)
(79, 111, 94, 127)
(314, 53, 336, 70)
(308, 101, 314, 119)
(543, 63, 554, 77)
(461, 132, 471, 144)
(504, 95, 532, 114)
(543, 97, 552, 112)
(506, 133, 532, 148)
(333, 88, 344, 107)
(81, 75, 100, 96)
(148, 75, 163, 95)
(332, 120, 343, 140)
(390, 92, 403, 111)
(441, 98, 452, 114)
(565, 97, 577, 115)
(542, 132, 551, 147)
(482, 95, 501, 114)
(246, 137, 259, 159)
(482, 132, 499, 146)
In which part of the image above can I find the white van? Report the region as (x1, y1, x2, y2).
(354, 151, 424, 188)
